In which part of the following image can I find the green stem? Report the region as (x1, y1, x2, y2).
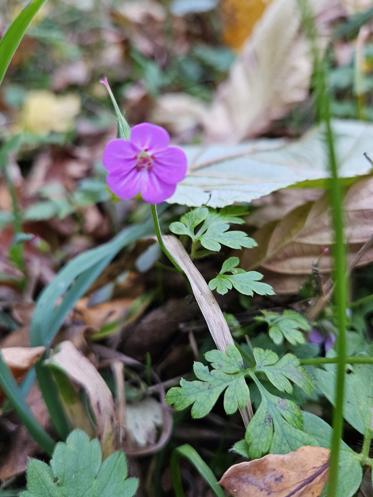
(319, 63, 348, 497)
(151, 204, 182, 272)
(360, 428, 372, 465)
(301, 356, 373, 366)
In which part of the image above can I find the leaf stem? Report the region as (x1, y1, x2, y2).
(301, 356, 373, 366)
(151, 204, 182, 272)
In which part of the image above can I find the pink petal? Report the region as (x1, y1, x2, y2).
(140, 172, 176, 204)
(106, 168, 141, 200)
(131, 123, 170, 152)
(152, 146, 188, 185)
(103, 139, 138, 174)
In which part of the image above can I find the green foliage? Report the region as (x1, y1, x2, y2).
(253, 348, 313, 395)
(21, 430, 138, 497)
(167, 345, 312, 424)
(0, 0, 48, 86)
(315, 362, 373, 435)
(208, 257, 274, 297)
(256, 310, 311, 345)
(166, 346, 250, 417)
(170, 207, 256, 256)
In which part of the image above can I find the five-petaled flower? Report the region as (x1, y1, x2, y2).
(103, 123, 187, 204)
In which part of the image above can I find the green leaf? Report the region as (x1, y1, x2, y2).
(170, 444, 225, 497)
(209, 259, 274, 297)
(245, 380, 313, 458)
(0, 0, 48, 86)
(167, 345, 250, 417)
(21, 430, 138, 497)
(253, 348, 313, 395)
(303, 412, 363, 497)
(315, 362, 373, 435)
(170, 207, 256, 252)
(257, 310, 310, 345)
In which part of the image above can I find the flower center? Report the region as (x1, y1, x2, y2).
(136, 150, 153, 170)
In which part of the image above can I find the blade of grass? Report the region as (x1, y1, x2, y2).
(0, 0, 48, 86)
(0, 352, 55, 455)
(171, 444, 225, 497)
(299, 2, 348, 496)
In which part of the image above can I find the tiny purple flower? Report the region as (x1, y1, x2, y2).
(309, 328, 336, 352)
(102, 123, 187, 204)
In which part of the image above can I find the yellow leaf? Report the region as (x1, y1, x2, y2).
(221, 0, 271, 50)
(18, 90, 80, 134)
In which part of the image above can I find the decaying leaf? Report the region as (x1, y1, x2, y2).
(204, 0, 341, 142)
(170, 120, 373, 207)
(220, 446, 329, 497)
(242, 176, 373, 293)
(0, 347, 45, 402)
(126, 397, 162, 447)
(46, 341, 116, 454)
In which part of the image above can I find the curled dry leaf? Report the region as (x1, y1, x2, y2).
(0, 346, 45, 402)
(243, 177, 373, 294)
(220, 446, 329, 497)
(46, 341, 116, 454)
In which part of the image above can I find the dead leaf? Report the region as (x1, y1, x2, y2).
(0, 347, 45, 402)
(243, 177, 373, 293)
(46, 341, 116, 454)
(341, 0, 372, 14)
(0, 387, 49, 481)
(125, 397, 162, 447)
(220, 446, 329, 497)
(204, 0, 342, 141)
(75, 297, 134, 329)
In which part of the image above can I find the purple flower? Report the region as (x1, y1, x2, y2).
(103, 123, 187, 204)
(309, 328, 336, 352)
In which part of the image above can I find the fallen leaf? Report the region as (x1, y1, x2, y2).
(203, 0, 342, 142)
(341, 0, 372, 14)
(75, 297, 134, 329)
(170, 120, 373, 207)
(125, 397, 162, 447)
(46, 341, 116, 454)
(220, 446, 329, 497)
(0, 387, 48, 480)
(0, 346, 45, 402)
(242, 177, 373, 293)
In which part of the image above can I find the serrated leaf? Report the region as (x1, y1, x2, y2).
(253, 348, 313, 395)
(21, 430, 138, 497)
(209, 260, 274, 297)
(229, 271, 274, 296)
(245, 380, 313, 458)
(257, 310, 310, 345)
(167, 346, 250, 417)
(170, 207, 256, 253)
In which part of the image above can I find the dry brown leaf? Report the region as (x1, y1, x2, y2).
(341, 0, 372, 14)
(0, 387, 48, 481)
(0, 347, 45, 401)
(220, 446, 329, 497)
(204, 0, 342, 142)
(243, 177, 373, 293)
(46, 341, 116, 454)
(75, 297, 134, 329)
